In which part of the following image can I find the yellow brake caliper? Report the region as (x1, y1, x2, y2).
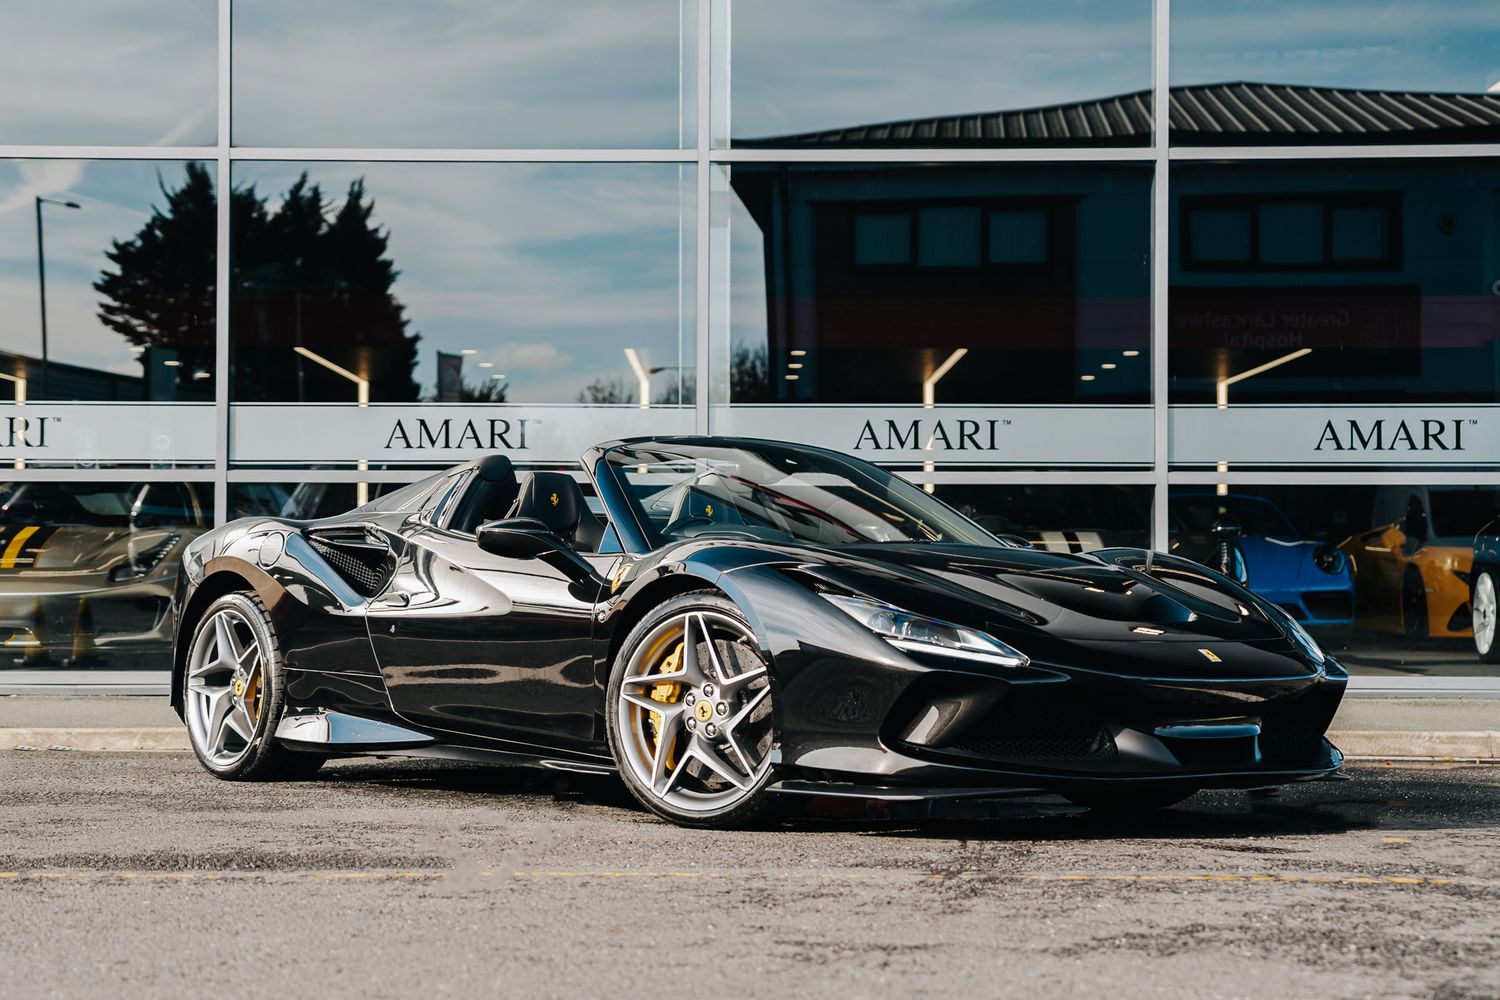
(648, 643, 683, 768)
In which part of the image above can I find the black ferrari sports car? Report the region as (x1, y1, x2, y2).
(171, 437, 1347, 827)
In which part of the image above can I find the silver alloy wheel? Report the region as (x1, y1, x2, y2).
(186, 607, 266, 769)
(616, 610, 773, 813)
(1475, 573, 1497, 657)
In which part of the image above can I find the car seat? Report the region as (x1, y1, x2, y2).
(506, 472, 605, 552)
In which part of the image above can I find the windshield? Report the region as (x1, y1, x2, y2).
(0, 483, 143, 527)
(1429, 487, 1500, 541)
(604, 441, 1000, 549)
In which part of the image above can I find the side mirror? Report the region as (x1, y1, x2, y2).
(476, 517, 603, 586)
(477, 517, 562, 559)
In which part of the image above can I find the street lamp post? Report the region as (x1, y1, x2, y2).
(294, 347, 371, 505)
(35, 197, 81, 401)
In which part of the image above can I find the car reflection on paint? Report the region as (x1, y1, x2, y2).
(1171, 494, 1355, 629)
(0, 482, 209, 669)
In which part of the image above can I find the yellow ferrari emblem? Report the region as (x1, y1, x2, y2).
(704, 504, 713, 516)
(1198, 648, 1222, 663)
(549, 492, 559, 507)
(232, 677, 245, 697)
(694, 700, 714, 722)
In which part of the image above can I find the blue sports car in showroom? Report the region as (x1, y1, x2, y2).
(1171, 493, 1355, 629)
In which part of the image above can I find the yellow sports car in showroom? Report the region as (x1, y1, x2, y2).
(0, 481, 209, 669)
(1339, 486, 1499, 638)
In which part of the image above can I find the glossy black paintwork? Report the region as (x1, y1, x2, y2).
(171, 436, 1346, 795)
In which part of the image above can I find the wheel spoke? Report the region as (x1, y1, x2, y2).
(621, 689, 681, 716)
(649, 711, 686, 794)
(224, 704, 255, 743)
(688, 739, 750, 790)
(720, 663, 767, 691)
(205, 689, 235, 754)
(213, 614, 242, 666)
(677, 615, 709, 686)
(695, 614, 729, 683)
(621, 668, 687, 688)
(724, 685, 770, 731)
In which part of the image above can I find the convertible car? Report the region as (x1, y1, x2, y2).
(171, 437, 1347, 828)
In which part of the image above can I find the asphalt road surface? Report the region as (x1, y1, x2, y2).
(3, 753, 1497, 1000)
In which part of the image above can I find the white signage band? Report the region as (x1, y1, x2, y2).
(0, 403, 215, 465)
(1169, 405, 1500, 466)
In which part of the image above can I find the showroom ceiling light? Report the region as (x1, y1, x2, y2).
(790, 349, 807, 357)
(163, 359, 181, 367)
(1100, 363, 1117, 370)
(1122, 350, 1140, 357)
(1080, 374, 1096, 382)
(478, 361, 493, 368)
(922, 348, 967, 409)
(460, 348, 477, 355)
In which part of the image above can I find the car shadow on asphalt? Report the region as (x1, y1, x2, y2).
(310, 758, 1499, 841)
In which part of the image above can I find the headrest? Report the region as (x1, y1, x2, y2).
(476, 454, 516, 485)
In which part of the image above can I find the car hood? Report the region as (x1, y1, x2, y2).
(808, 542, 1288, 645)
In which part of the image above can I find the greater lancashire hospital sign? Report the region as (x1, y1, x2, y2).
(2, 402, 1496, 469)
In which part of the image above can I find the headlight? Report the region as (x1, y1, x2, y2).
(820, 593, 1029, 668)
(1312, 545, 1345, 575)
(109, 533, 181, 582)
(1269, 604, 1325, 665)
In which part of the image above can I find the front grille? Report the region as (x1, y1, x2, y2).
(1257, 696, 1329, 765)
(1302, 591, 1353, 621)
(945, 701, 1117, 764)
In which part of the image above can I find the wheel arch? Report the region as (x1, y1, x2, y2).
(170, 560, 284, 716)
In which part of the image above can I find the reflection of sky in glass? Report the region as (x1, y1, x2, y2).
(0, 160, 214, 379)
(726, 0, 1152, 142)
(233, 0, 694, 147)
(232, 162, 694, 403)
(1174, 1, 1500, 93)
(0, 1, 217, 146)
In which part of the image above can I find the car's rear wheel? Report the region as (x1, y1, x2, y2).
(1062, 786, 1195, 814)
(184, 592, 324, 781)
(606, 593, 777, 828)
(1402, 566, 1429, 637)
(1474, 572, 1500, 663)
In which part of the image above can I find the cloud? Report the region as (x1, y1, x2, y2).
(0, 0, 216, 145)
(493, 342, 572, 373)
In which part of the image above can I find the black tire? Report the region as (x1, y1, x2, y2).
(605, 592, 779, 829)
(183, 591, 325, 781)
(1062, 786, 1195, 814)
(1402, 566, 1429, 638)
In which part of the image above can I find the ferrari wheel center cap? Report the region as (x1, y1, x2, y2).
(232, 677, 245, 698)
(694, 699, 714, 723)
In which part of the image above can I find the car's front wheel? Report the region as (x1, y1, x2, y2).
(184, 591, 324, 781)
(1474, 571, 1500, 664)
(606, 593, 778, 828)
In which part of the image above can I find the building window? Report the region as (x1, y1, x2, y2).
(1182, 194, 1401, 272)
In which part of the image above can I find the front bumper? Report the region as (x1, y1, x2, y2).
(772, 640, 1349, 793)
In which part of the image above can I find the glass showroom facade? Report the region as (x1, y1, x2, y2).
(1, 1, 1499, 686)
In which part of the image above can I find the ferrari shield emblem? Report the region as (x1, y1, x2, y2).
(549, 492, 559, 507)
(694, 700, 714, 722)
(1198, 648, 1222, 663)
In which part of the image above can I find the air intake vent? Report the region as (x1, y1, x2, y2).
(305, 527, 392, 598)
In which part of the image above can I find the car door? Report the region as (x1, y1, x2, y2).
(365, 488, 610, 754)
